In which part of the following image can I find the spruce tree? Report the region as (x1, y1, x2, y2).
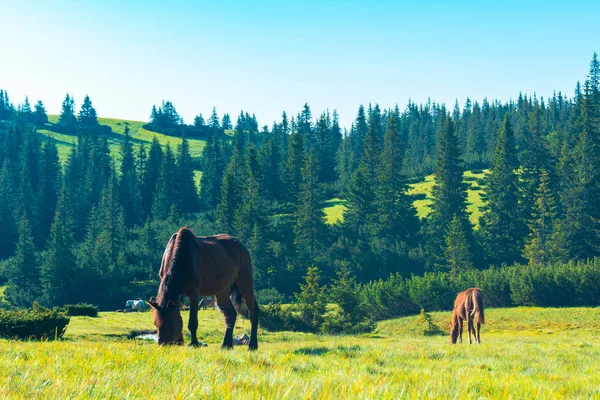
(259, 137, 281, 200)
(152, 143, 176, 219)
(119, 124, 141, 227)
(480, 115, 526, 266)
(141, 137, 163, 219)
(4, 213, 41, 307)
(34, 100, 48, 127)
(294, 150, 327, 263)
(375, 110, 420, 244)
(284, 129, 306, 202)
(174, 136, 200, 213)
(234, 145, 267, 243)
(37, 138, 61, 244)
(216, 146, 244, 233)
(296, 266, 325, 331)
(209, 107, 220, 129)
(194, 113, 205, 128)
(221, 113, 232, 130)
(344, 108, 381, 233)
(0, 161, 17, 258)
(78, 95, 98, 126)
(199, 131, 225, 210)
(524, 169, 565, 265)
(426, 116, 472, 269)
(58, 93, 77, 132)
(41, 187, 77, 306)
(444, 215, 473, 278)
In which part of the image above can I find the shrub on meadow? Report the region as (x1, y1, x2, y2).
(62, 303, 99, 317)
(0, 302, 70, 340)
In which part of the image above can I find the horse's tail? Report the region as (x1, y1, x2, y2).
(472, 288, 485, 325)
(229, 282, 249, 318)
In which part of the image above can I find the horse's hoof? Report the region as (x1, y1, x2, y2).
(221, 343, 233, 350)
(249, 343, 258, 351)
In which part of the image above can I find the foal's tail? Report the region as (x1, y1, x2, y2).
(472, 288, 485, 324)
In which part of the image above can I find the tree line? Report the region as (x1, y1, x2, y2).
(0, 53, 598, 311)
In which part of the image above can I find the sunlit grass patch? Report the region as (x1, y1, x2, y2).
(323, 198, 346, 225)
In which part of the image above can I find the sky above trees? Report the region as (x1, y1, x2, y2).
(1, 0, 599, 128)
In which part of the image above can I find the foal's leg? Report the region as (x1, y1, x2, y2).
(188, 294, 200, 346)
(216, 292, 237, 349)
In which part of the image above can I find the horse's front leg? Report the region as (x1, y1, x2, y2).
(188, 295, 200, 347)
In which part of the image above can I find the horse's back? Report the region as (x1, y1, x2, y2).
(193, 234, 248, 296)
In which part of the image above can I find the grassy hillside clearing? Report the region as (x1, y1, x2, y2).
(323, 170, 489, 227)
(0, 307, 598, 398)
(38, 116, 207, 165)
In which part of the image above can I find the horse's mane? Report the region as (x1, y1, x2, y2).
(157, 228, 197, 308)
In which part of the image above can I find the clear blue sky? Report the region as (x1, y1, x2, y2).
(1, 0, 598, 129)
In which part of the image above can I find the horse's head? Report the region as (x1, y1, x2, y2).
(147, 297, 183, 345)
(449, 319, 459, 344)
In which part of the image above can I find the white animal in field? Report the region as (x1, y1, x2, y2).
(126, 299, 149, 311)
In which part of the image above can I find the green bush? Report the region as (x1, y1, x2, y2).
(62, 303, 99, 317)
(256, 288, 287, 304)
(0, 302, 70, 340)
(259, 304, 312, 332)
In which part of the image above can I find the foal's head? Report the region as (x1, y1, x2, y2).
(148, 297, 183, 345)
(449, 314, 460, 344)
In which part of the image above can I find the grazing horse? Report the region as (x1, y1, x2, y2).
(450, 288, 484, 344)
(147, 228, 259, 350)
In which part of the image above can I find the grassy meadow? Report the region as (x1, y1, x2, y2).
(1, 307, 598, 398)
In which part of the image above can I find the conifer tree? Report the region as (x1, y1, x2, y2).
(78, 95, 98, 126)
(284, 130, 306, 202)
(200, 131, 225, 210)
(152, 143, 177, 219)
(34, 100, 48, 127)
(37, 138, 61, 243)
(141, 137, 163, 219)
(259, 137, 281, 200)
(444, 215, 473, 278)
(209, 107, 220, 129)
(41, 188, 77, 306)
(18, 96, 33, 123)
(0, 161, 17, 259)
(344, 109, 381, 233)
(58, 93, 77, 132)
(221, 113, 232, 130)
(4, 213, 41, 307)
(480, 115, 526, 265)
(375, 110, 419, 244)
(294, 151, 327, 262)
(194, 113, 205, 128)
(216, 146, 244, 233)
(524, 169, 565, 265)
(296, 266, 325, 330)
(426, 116, 472, 269)
(234, 145, 267, 243)
(174, 136, 200, 213)
(119, 124, 141, 227)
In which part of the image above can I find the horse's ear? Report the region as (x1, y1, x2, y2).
(166, 300, 176, 309)
(147, 300, 159, 309)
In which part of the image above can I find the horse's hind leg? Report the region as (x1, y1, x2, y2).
(467, 314, 474, 345)
(216, 292, 237, 349)
(476, 322, 481, 344)
(235, 276, 259, 351)
(188, 294, 200, 346)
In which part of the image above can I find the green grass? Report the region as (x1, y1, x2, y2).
(323, 198, 346, 225)
(0, 307, 598, 398)
(408, 170, 489, 228)
(323, 170, 489, 227)
(39, 116, 207, 165)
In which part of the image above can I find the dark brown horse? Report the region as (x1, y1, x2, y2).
(450, 288, 484, 344)
(147, 228, 259, 350)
